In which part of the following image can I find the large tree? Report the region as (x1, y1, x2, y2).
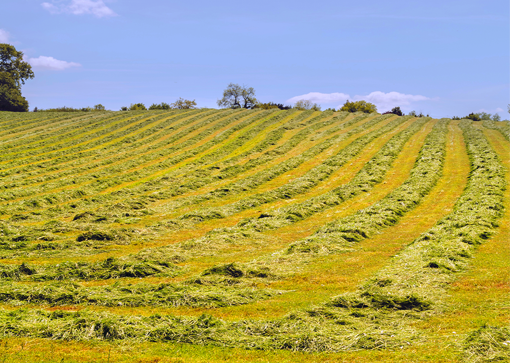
(0, 44, 34, 112)
(0, 72, 29, 112)
(217, 83, 257, 109)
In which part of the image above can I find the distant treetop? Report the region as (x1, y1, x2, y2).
(217, 83, 258, 109)
(340, 100, 377, 114)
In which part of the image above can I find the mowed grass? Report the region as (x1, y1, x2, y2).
(0, 111, 508, 362)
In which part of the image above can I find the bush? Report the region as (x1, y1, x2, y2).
(129, 103, 147, 111)
(339, 100, 377, 113)
(382, 106, 403, 116)
(171, 98, 197, 109)
(294, 100, 321, 111)
(254, 102, 292, 110)
(149, 102, 171, 110)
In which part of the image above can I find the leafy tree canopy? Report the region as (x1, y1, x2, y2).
(149, 102, 171, 110)
(0, 72, 29, 111)
(340, 100, 377, 114)
(217, 83, 257, 109)
(171, 98, 197, 109)
(0, 44, 34, 89)
(254, 102, 292, 110)
(129, 103, 147, 111)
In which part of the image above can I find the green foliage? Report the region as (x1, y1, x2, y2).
(149, 102, 171, 110)
(171, 98, 197, 109)
(0, 72, 29, 112)
(293, 100, 321, 111)
(37, 106, 105, 112)
(0, 44, 34, 88)
(217, 83, 258, 109)
(129, 103, 147, 111)
(340, 100, 377, 113)
(254, 102, 292, 110)
(384, 106, 403, 116)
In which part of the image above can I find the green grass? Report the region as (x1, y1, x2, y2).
(0, 110, 508, 362)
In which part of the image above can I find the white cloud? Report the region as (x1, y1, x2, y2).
(41, 0, 117, 18)
(287, 91, 430, 112)
(475, 107, 505, 114)
(41, 2, 59, 13)
(0, 29, 10, 43)
(353, 91, 429, 112)
(28, 56, 81, 70)
(287, 92, 350, 105)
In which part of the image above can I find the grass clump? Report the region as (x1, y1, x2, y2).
(463, 325, 510, 362)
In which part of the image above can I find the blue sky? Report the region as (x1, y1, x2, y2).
(1, 0, 508, 117)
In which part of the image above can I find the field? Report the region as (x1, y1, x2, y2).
(0, 109, 508, 362)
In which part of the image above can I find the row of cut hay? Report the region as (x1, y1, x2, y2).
(149, 112, 367, 214)
(0, 109, 248, 202)
(0, 111, 316, 257)
(201, 118, 444, 281)
(237, 117, 433, 234)
(0, 120, 497, 352)
(0, 275, 281, 308)
(0, 113, 358, 257)
(0, 110, 170, 164)
(26, 116, 420, 281)
(0, 112, 98, 142)
(178, 114, 400, 223)
(1, 109, 206, 188)
(0, 114, 381, 270)
(482, 119, 510, 141)
(326, 120, 505, 313)
(0, 109, 256, 207)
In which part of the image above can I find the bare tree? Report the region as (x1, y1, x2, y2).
(217, 83, 257, 109)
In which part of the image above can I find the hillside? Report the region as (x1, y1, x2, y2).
(0, 109, 508, 362)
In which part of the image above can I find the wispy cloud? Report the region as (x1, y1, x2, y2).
(28, 56, 81, 70)
(287, 92, 350, 105)
(475, 107, 505, 114)
(41, 0, 117, 18)
(287, 91, 431, 112)
(0, 29, 10, 43)
(354, 91, 429, 112)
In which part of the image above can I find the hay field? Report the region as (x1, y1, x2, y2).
(0, 109, 508, 362)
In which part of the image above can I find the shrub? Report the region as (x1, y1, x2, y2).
(149, 102, 171, 110)
(254, 102, 292, 110)
(129, 103, 147, 111)
(339, 100, 377, 113)
(294, 100, 321, 111)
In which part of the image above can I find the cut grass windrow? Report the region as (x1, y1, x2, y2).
(177, 114, 401, 223)
(9, 116, 419, 280)
(0, 121, 501, 353)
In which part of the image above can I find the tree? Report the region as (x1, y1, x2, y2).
(340, 100, 377, 114)
(171, 98, 197, 109)
(0, 44, 33, 112)
(390, 106, 403, 116)
(254, 102, 292, 110)
(294, 100, 321, 111)
(149, 102, 171, 110)
(0, 72, 29, 111)
(217, 83, 257, 109)
(94, 104, 105, 111)
(0, 44, 34, 88)
(129, 103, 147, 111)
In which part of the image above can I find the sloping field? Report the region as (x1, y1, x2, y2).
(0, 110, 508, 362)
